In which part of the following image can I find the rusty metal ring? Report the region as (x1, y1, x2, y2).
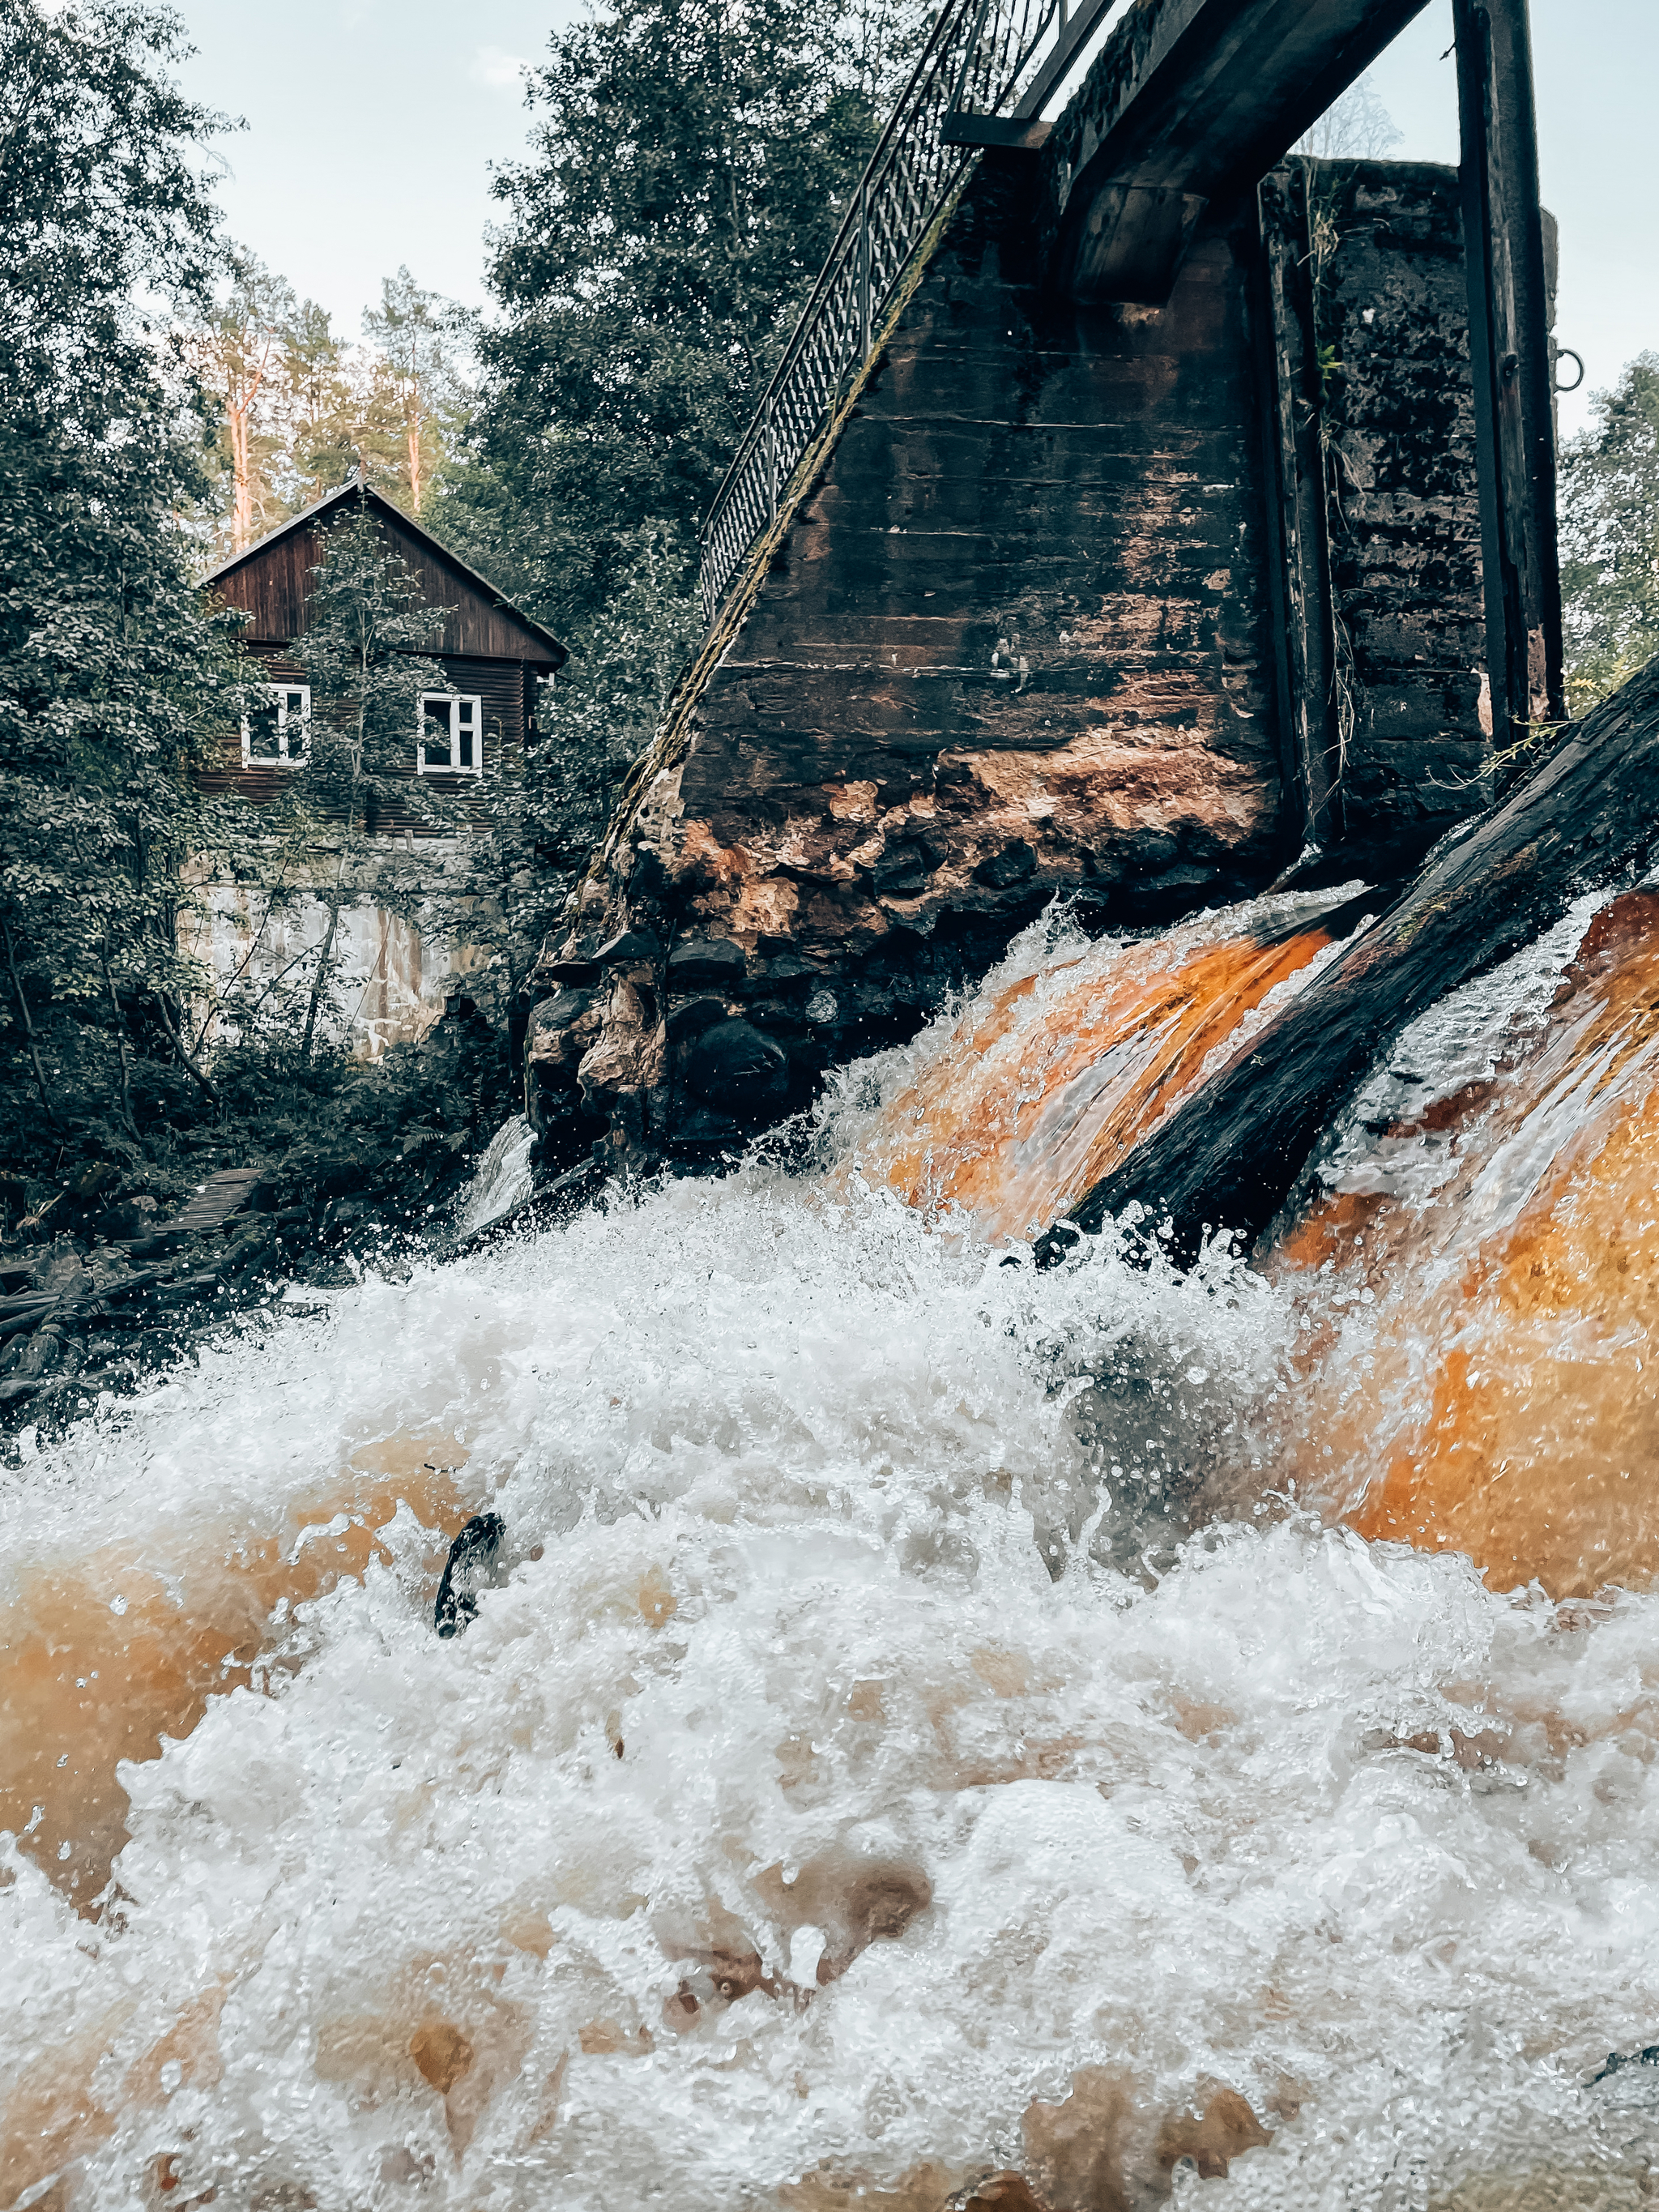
(1554, 346, 1585, 394)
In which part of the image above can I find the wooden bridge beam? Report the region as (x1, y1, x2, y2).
(1047, 0, 1436, 302)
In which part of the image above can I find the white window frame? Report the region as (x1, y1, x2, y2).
(416, 691, 484, 777)
(241, 682, 310, 767)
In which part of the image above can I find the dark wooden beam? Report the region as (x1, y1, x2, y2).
(941, 113, 1053, 149)
(1046, 0, 1437, 301)
(1011, 0, 1128, 121)
(1453, 0, 1564, 750)
(1035, 655, 1659, 1270)
(1256, 162, 1343, 862)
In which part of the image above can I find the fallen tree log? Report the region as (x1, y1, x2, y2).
(1036, 655, 1659, 1266)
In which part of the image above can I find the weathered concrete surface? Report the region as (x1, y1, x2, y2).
(181, 841, 497, 1059)
(1305, 160, 1495, 844)
(527, 154, 1494, 1177)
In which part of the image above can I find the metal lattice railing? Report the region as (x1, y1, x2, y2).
(697, 0, 1087, 625)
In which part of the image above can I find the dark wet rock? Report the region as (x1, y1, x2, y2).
(1589, 2044, 1659, 2086)
(667, 937, 748, 990)
(973, 840, 1037, 890)
(681, 1019, 789, 1118)
(672, 1105, 747, 1151)
(434, 1512, 506, 1638)
(873, 840, 934, 895)
(666, 996, 729, 1041)
(596, 927, 663, 967)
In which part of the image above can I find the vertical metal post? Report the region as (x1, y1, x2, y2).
(858, 178, 872, 361)
(765, 408, 778, 522)
(1453, 0, 1564, 760)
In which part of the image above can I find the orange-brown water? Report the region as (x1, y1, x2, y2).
(853, 916, 1338, 1242)
(0, 1433, 471, 1908)
(854, 885, 1659, 1599)
(1270, 891, 1659, 1598)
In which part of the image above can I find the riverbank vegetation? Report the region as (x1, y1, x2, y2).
(0, 0, 893, 1370)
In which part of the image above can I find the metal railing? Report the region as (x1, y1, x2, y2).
(697, 0, 1094, 625)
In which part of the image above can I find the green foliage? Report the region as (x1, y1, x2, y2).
(290, 507, 454, 836)
(1559, 352, 1659, 715)
(0, 0, 224, 408)
(446, 526, 702, 1017)
(0, 0, 243, 1172)
(437, 0, 900, 634)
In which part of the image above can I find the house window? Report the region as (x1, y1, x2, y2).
(417, 692, 484, 775)
(242, 683, 310, 767)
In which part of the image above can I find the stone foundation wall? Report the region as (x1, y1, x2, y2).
(182, 843, 499, 1060)
(527, 154, 1493, 1177)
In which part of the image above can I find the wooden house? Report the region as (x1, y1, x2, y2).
(201, 480, 566, 836)
(190, 484, 567, 1057)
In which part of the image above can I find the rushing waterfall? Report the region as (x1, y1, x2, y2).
(5, 891, 1659, 2212)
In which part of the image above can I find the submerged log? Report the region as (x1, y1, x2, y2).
(1038, 657, 1659, 1266)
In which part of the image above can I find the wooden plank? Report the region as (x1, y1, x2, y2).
(1452, 0, 1563, 750)
(162, 1168, 264, 1238)
(205, 487, 565, 667)
(1036, 651, 1659, 1266)
(1256, 161, 1341, 860)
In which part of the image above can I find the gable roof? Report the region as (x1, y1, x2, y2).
(203, 480, 567, 668)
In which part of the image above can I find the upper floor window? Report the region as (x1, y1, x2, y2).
(242, 683, 309, 767)
(417, 692, 483, 776)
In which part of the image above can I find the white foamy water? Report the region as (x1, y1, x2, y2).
(458, 1112, 539, 1236)
(6, 925, 1659, 2210)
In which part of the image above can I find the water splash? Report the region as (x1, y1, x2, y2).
(458, 1113, 539, 1236)
(827, 892, 1364, 1245)
(5, 891, 1659, 2210)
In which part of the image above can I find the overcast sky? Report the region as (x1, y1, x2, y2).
(172, 0, 1656, 438)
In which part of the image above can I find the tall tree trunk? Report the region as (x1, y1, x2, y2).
(100, 941, 138, 1137)
(225, 347, 271, 553)
(301, 630, 369, 1063)
(298, 899, 342, 1064)
(3, 919, 58, 1125)
(407, 378, 422, 515)
(228, 393, 254, 553)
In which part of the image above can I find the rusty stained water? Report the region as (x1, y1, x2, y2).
(1268, 890, 1659, 1599)
(0, 1436, 471, 1909)
(839, 894, 1355, 1244)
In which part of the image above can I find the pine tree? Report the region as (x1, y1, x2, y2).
(281, 298, 359, 511)
(191, 249, 298, 553)
(440, 0, 896, 634)
(362, 269, 471, 519)
(1559, 352, 1659, 714)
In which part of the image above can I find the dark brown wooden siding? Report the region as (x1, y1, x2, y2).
(196, 643, 545, 839)
(210, 511, 561, 666)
